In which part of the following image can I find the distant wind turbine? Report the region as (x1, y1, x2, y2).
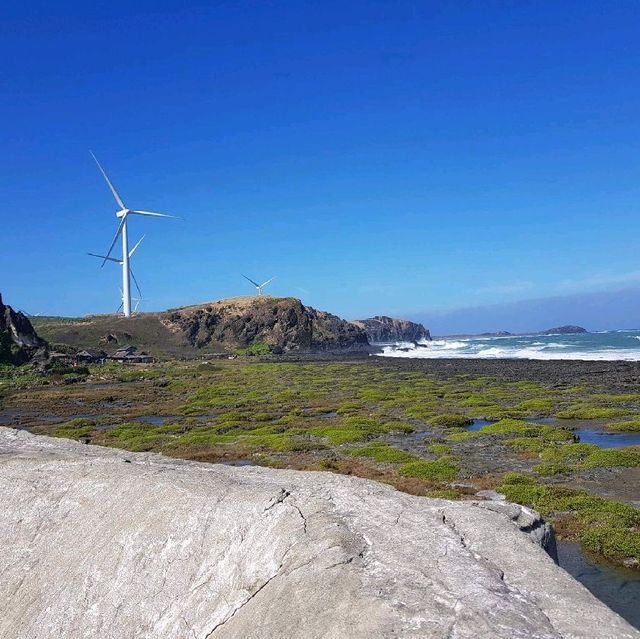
(242, 274, 275, 296)
(88, 236, 145, 312)
(115, 289, 143, 315)
(89, 151, 176, 317)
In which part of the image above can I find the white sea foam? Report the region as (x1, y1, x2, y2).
(378, 331, 640, 361)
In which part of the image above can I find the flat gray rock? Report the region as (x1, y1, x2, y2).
(0, 427, 637, 639)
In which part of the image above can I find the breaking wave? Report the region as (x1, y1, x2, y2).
(377, 330, 640, 361)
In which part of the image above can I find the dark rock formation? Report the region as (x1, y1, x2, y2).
(541, 325, 588, 335)
(351, 316, 431, 343)
(0, 293, 47, 364)
(165, 297, 369, 352)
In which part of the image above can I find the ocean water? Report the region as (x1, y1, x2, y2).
(378, 330, 640, 361)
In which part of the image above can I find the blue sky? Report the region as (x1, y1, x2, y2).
(2, 1, 640, 330)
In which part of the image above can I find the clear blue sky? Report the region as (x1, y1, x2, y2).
(2, 1, 640, 328)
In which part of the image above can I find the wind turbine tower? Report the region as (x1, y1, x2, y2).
(242, 275, 275, 296)
(88, 236, 145, 313)
(90, 152, 176, 317)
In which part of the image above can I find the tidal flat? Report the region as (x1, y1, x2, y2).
(1, 356, 639, 572)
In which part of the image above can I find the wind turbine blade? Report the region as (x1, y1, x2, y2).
(242, 274, 260, 288)
(129, 235, 145, 258)
(129, 210, 177, 219)
(87, 252, 121, 263)
(130, 269, 143, 299)
(90, 151, 126, 209)
(260, 277, 275, 288)
(101, 216, 126, 267)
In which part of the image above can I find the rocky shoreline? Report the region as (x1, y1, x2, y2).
(274, 353, 640, 386)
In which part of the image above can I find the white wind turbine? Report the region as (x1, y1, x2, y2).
(88, 236, 145, 313)
(242, 274, 275, 296)
(90, 151, 176, 317)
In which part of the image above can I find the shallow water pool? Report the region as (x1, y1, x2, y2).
(557, 541, 640, 630)
(575, 429, 640, 448)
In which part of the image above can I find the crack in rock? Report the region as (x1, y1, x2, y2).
(203, 569, 281, 638)
(263, 488, 308, 534)
(440, 510, 504, 581)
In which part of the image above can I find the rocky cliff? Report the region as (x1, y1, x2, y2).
(0, 293, 46, 364)
(352, 315, 431, 343)
(165, 297, 369, 352)
(1, 428, 637, 639)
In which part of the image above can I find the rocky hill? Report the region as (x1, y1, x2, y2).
(351, 315, 431, 343)
(1, 427, 636, 639)
(0, 293, 47, 364)
(32, 297, 369, 357)
(166, 297, 369, 352)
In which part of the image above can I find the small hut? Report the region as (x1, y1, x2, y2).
(76, 349, 108, 365)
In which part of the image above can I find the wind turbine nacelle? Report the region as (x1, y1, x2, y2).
(116, 209, 129, 218)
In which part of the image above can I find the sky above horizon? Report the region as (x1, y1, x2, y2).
(2, 1, 640, 331)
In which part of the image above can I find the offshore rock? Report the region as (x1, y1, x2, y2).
(1, 428, 638, 639)
(351, 315, 431, 343)
(541, 325, 588, 335)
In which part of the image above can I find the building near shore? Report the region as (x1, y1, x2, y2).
(76, 349, 108, 365)
(110, 346, 154, 364)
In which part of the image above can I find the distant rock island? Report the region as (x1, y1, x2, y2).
(0, 293, 46, 364)
(440, 326, 588, 339)
(351, 316, 431, 343)
(541, 325, 588, 335)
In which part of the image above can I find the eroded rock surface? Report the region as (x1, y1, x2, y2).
(165, 297, 369, 352)
(0, 427, 637, 639)
(352, 315, 431, 343)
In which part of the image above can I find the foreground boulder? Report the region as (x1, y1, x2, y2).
(352, 315, 431, 343)
(0, 428, 637, 639)
(0, 293, 46, 364)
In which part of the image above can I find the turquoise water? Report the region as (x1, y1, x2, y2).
(380, 329, 640, 360)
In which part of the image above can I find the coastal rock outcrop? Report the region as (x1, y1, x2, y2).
(1, 427, 637, 639)
(351, 315, 431, 343)
(0, 293, 46, 364)
(541, 325, 588, 335)
(165, 297, 369, 352)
